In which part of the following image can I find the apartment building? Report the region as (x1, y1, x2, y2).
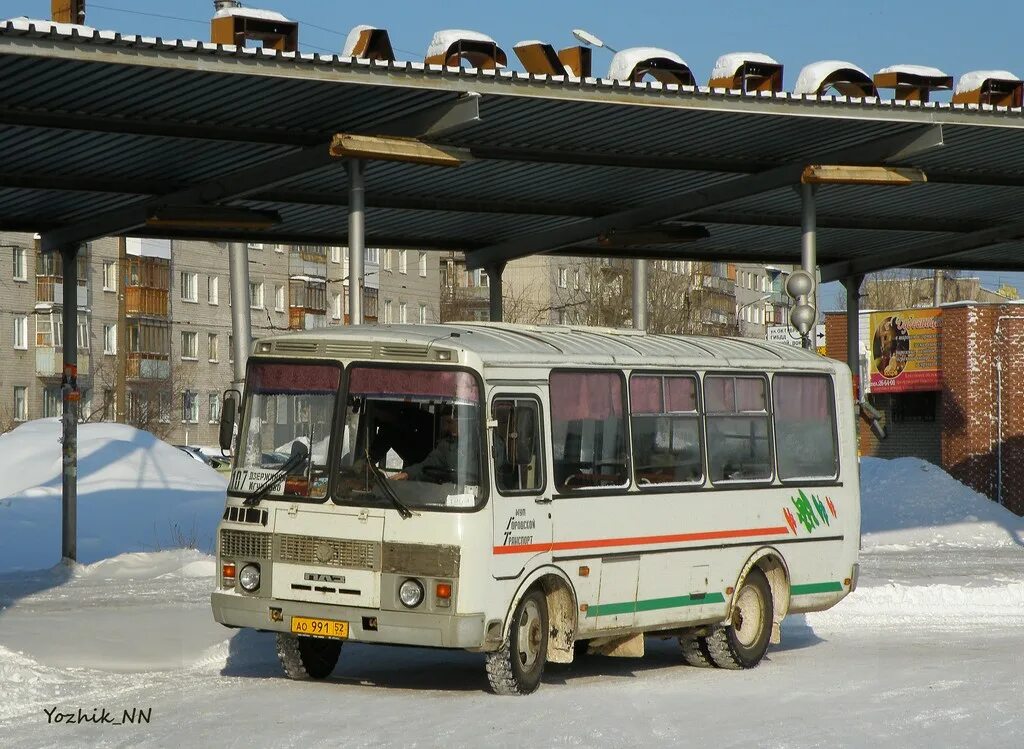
(1, 233, 440, 445)
(733, 263, 794, 339)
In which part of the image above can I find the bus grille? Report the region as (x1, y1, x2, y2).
(382, 543, 460, 577)
(277, 534, 380, 570)
(220, 529, 272, 560)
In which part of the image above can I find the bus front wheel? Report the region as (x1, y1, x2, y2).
(485, 588, 549, 695)
(276, 633, 342, 680)
(706, 567, 773, 670)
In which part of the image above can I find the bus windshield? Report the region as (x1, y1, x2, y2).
(335, 365, 485, 512)
(232, 361, 341, 501)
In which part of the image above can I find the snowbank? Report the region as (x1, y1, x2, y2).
(860, 457, 1024, 549)
(0, 420, 226, 571)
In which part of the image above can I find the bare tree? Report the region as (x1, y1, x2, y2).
(833, 268, 966, 311)
(85, 354, 195, 441)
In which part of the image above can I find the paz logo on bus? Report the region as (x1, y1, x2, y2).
(304, 573, 346, 583)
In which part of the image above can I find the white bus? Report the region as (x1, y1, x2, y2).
(212, 323, 860, 695)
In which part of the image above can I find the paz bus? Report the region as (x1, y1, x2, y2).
(211, 323, 859, 695)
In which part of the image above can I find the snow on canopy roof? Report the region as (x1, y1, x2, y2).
(214, 7, 292, 23)
(876, 64, 948, 78)
(956, 69, 1020, 94)
(608, 47, 688, 82)
(341, 24, 373, 57)
(794, 60, 870, 95)
(426, 29, 497, 59)
(710, 51, 778, 81)
(513, 39, 547, 49)
(5, 15, 98, 36)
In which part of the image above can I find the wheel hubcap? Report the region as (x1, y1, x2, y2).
(516, 599, 542, 669)
(733, 584, 764, 648)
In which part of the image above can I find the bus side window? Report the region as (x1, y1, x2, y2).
(491, 397, 543, 494)
(772, 374, 838, 481)
(630, 373, 703, 487)
(549, 370, 629, 491)
(704, 374, 772, 484)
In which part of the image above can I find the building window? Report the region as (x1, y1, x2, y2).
(13, 315, 28, 350)
(383, 300, 393, 324)
(228, 335, 234, 363)
(399, 302, 408, 323)
(158, 393, 170, 423)
(181, 330, 198, 360)
(182, 390, 199, 424)
(418, 303, 427, 324)
(180, 272, 198, 303)
(43, 386, 61, 418)
(13, 386, 27, 421)
(209, 392, 221, 423)
(249, 282, 264, 310)
(332, 292, 342, 321)
(558, 267, 568, 288)
(207, 276, 219, 305)
(383, 249, 392, 272)
(573, 270, 580, 290)
(275, 284, 285, 312)
(208, 332, 219, 362)
(399, 250, 408, 274)
(274, 244, 284, 254)
(12, 247, 27, 282)
(102, 260, 116, 291)
(418, 252, 428, 278)
(103, 324, 117, 355)
(330, 246, 340, 263)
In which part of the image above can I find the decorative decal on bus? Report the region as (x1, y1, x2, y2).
(784, 490, 838, 535)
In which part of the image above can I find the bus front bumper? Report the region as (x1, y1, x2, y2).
(211, 591, 486, 649)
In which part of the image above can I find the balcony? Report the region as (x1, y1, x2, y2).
(35, 278, 89, 308)
(36, 348, 90, 377)
(126, 287, 169, 316)
(127, 354, 170, 380)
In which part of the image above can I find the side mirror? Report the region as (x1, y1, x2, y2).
(219, 389, 241, 453)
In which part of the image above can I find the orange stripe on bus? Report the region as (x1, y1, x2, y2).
(492, 526, 790, 555)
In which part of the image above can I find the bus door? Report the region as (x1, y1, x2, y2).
(489, 391, 553, 579)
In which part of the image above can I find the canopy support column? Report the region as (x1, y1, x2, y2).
(488, 262, 505, 322)
(633, 259, 648, 331)
(800, 183, 818, 350)
(60, 243, 80, 563)
(347, 159, 365, 325)
(843, 275, 864, 397)
(228, 241, 252, 387)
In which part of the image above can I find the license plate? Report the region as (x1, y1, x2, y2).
(290, 616, 349, 639)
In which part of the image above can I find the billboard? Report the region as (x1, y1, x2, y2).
(868, 309, 941, 393)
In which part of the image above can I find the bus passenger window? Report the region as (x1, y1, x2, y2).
(773, 374, 838, 481)
(630, 374, 703, 487)
(550, 371, 628, 491)
(491, 397, 543, 494)
(705, 375, 772, 483)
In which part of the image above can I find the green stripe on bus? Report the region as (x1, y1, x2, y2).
(791, 581, 844, 595)
(586, 592, 726, 618)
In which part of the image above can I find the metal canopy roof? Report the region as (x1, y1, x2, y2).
(6, 19, 1024, 280)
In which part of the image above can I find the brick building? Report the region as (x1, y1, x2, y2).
(827, 304, 1024, 515)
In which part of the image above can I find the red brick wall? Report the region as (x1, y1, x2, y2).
(827, 306, 1024, 515)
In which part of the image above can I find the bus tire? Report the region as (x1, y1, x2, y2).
(276, 633, 342, 680)
(706, 567, 773, 670)
(679, 635, 715, 668)
(485, 588, 548, 695)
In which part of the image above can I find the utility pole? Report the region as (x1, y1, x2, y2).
(115, 236, 127, 422)
(60, 244, 80, 563)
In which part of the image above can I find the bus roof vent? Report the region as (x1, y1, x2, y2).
(873, 64, 953, 102)
(379, 343, 430, 360)
(274, 340, 319, 354)
(709, 52, 782, 93)
(324, 341, 375, 359)
(953, 70, 1022, 107)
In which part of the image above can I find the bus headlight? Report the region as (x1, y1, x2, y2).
(238, 564, 261, 592)
(399, 578, 424, 608)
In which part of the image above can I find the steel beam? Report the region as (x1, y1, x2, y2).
(820, 217, 1024, 282)
(465, 126, 943, 270)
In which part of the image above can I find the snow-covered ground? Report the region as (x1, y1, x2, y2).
(1, 448, 1023, 747)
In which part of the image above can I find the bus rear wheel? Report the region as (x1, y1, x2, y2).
(276, 633, 342, 680)
(706, 567, 773, 670)
(485, 588, 548, 695)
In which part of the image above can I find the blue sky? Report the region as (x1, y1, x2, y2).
(5, 0, 1024, 305)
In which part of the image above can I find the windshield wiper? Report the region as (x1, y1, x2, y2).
(364, 447, 414, 519)
(243, 442, 309, 508)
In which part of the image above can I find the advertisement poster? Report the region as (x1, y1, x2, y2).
(868, 309, 941, 393)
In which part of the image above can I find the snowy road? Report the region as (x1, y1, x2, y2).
(3, 547, 1024, 749)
